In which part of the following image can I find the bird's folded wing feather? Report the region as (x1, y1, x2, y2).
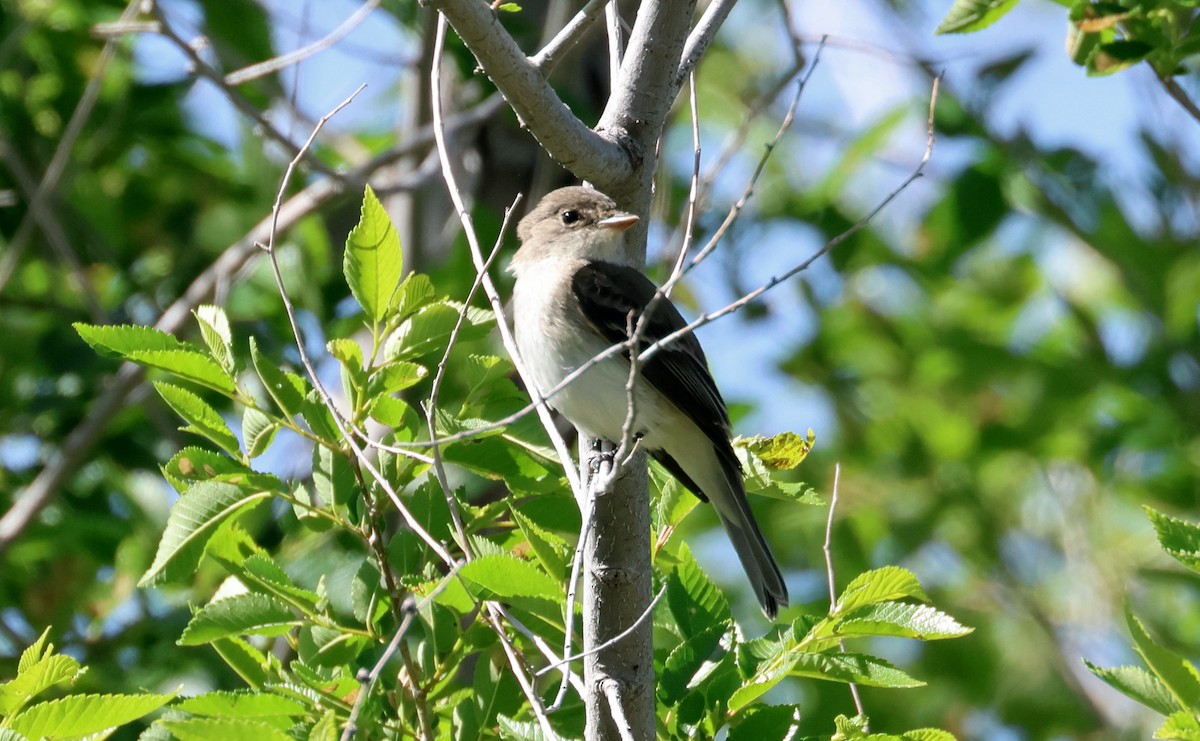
(570, 261, 733, 449)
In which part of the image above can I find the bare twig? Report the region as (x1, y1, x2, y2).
(424, 0, 631, 184)
(341, 596, 419, 741)
(1157, 73, 1200, 127)
(225, 0, 383, 86)
(823, 463, 866, 721)
(530, 0, 609, 70)
(150, 3, 344, 181)
(637, 73, 941, 368)
(261, 85, 458, 571)
(674, 0, 739, 88)
(539, 585, 666, 676)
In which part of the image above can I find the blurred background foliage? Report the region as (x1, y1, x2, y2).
(1, 0, 1198, 737)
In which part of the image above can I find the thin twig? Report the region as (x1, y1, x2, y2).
(636, 73, 941, 367)
(225, 0, 383, 86)
(340, 596, 419, 741)
(823, 463, 865, 720)
(421, 206, 514, 555)
(538, 585, 666, 676)
(261, 84, 459, 571)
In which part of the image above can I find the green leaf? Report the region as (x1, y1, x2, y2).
(1088, 39, 1154, 76)
(385, 303, 492, 361)
(735, 430, 815, 470)
(456, 554, 561, 602)
(1083, 660, 1181, 716)
(0, 630, 81, 715)
(1157, 711, 1200, 740)
(312, 445, 357, 511)
(130, 349, 237, 394)
(1126, 608, 1200, 709)
(194, 304, 235, 375)
(175, 690, 307, 718)
(242, 408, 279, 459)
(834, 602, 973, 641)
(162, 717, 296, 741)
(210, 637, 277, 689)
(139, 481, 273, 587)
(344, 184, 402, 323)
(1146, 506, 1200, 574)
(367, 361, 428, 396)
(388, 272, 437, 319)
(250, 337, 307, 418)
(180, 593, 297, 645)
(73, 322, 186, 358)
(788, 651, 924, 688)
(496, 2, 521, 10)
(234, 554, 321, 612)
(728, 705, 802, 741)
(668, 545, 732, 635)
(163, 447, 282, 494)
(835, 567, 930, 615)
(327, 337, 364, 371)
(9, 692, 175, 739)
(153, 381, 241, 457)
(935, 0, 1019, 33)
(728, 648, 798, 713)
(660, 623, 729, 705)
(509, 506, 570, 581)
(308, 710, 340, 741)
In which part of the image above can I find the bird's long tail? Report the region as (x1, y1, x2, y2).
(713, 487, 789, 619)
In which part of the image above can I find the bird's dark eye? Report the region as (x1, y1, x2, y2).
(560, 209, 582, 226)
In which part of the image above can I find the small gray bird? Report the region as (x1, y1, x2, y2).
(509, 186, 788, 618)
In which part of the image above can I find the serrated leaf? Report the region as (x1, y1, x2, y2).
(834, 602, 972, 641)
(327, 337, 364, 370)
(728, 651, 798, 713)
(385, 303, 492, 361)
(175, 690, 307, 717)
(0, 630, 81, 715)
(212, 554, 321, 613)
(457, 554, 560, 601)
(835, 567, 930, 615)
(1157, 711, 1200, 740)
(139, 481, 273, 587)
(308, 710, 340, 741)
(73, 322, 186, 358)
(211, 637, 277, 689)
(728, 704, 802, 740)
(312, 445, 357, 510)
(789, 651, 923, 688)
(195, 305, 235, 375)
(1083, 660, 1181, 716)
(9, 692, 175, 739)
(1147, 506, 1200, 574)
(180, 593, 297, 645)
(510, 506, 569, 580)
(242, 408, 279, 458)
(497, 715, 549, 741)
(345, 185, 402, 323)
(934, 0, 1019, 33)
(368, 361, 428, 396)
(163, 447, 281, 493)
(130, 349, 237, 394)
(736, 430, 815, 470)
(162, 717, 295, 741)
(1126, 608, 1200, 709)
(367, 395, 415, 429)
(660, 623, 728, 706)
(668, 545, 732, 635)
(389, 272, 437, 319)
(250, 338, 307, 418)
(152, 381, 241, 456)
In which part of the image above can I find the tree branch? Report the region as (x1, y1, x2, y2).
(423, 0, 632, 183)
(674, 0, 739, 88)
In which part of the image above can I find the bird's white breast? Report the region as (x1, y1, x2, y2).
(511, 258, 667, 443)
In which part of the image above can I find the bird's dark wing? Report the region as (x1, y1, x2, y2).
(571, 261, 734, 455)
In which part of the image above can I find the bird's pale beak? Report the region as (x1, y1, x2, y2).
(598, 213, 639, 232)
